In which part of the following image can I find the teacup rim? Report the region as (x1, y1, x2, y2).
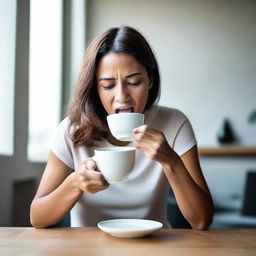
(107, 112, 144, 118)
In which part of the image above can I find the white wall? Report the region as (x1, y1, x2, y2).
(87, 0, 256, 210)
(87, 0, 256, 146)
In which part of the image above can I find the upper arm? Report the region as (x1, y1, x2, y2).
(180, 145, 211, 195)
(33, 150, 72, 199)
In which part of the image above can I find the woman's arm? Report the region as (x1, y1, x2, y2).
(133, 125, 214, 230)
(164, 145, 214, 230)
(30, 151, 108, 228)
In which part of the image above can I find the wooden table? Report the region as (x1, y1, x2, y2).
(0, 227, 256, 256)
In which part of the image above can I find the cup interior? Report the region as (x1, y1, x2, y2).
(95, 146, 135, 152)
(107, 112, 144, 122)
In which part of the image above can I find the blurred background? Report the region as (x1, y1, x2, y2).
(0, 0, 255, 228)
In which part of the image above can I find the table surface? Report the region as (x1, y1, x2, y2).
(1, 227, 256, 256)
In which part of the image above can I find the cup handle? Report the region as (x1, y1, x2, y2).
(91, 156, 107, 182)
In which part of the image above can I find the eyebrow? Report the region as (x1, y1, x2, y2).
(98, 72, 142, 81)
(126, 72, 142, 78)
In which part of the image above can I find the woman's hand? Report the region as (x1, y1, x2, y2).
(75, 158, 109, 194)
(133, 125, 179, 167)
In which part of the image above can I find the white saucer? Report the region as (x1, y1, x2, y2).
(97, 219, 163, 238)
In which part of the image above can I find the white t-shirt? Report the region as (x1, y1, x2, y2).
(51, 105, 197, 227)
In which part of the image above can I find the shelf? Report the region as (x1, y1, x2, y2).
(198, 146, 256, 156)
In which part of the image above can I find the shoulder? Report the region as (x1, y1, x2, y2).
(58, 116, 70, 129)
(157, 105, 186, 119)
(146, 105, 188, 127)
(51, 116, 75, 169)
(56, 116, 74, 134)
(52, 116, 73, 142)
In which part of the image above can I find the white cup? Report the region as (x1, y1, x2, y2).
(93, 146, 136, 183)
(107, 113, 144, 141)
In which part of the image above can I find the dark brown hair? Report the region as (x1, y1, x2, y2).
(68, 26, 160, 146)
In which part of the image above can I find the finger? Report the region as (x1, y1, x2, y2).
(89, 182, 109, 190)
(86, 170, 109, 185)
(86, 180, 110, 192)
(80, 177, 109, 192)
(77, 159, 96, 180)
(133, 124, 148, 134)
(79, 159, 96, 173)
(81, 182, 109, 193)
(85, 158, 97, 170)
(86, 169, 103, 181)
(88, 185, 109, 194)
(133, 141, 160, 160)
(133, 131, 152, 143)
(133, 139, 156, 153)
(133, 125, 161, 138)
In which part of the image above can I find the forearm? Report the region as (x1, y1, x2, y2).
(163, 158, 214, 230)
(30, 172, 83, 228)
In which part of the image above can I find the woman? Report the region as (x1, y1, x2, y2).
(30, 26, 214, 230)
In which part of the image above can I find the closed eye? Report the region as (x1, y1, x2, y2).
(102, 84, 115, 90)
(127, 80, 142, 86)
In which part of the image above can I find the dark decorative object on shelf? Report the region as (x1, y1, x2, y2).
(217, 118, 237, 144)
(248, 110, 256, 124)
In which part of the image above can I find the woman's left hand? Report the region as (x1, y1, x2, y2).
(133, 125, 178, 166)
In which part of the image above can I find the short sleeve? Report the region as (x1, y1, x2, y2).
(173, 115, 197, 156)
(50, 117, 74, 169)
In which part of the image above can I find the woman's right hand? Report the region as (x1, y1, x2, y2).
(75, 158, 109, 194)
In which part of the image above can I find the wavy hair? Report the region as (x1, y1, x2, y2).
(67, 26, 160, 146)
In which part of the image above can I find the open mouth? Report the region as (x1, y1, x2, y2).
(115, 107, 134, 113)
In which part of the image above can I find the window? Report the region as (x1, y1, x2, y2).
(28, 0, 63, 162)
(0, 0, 16, 156)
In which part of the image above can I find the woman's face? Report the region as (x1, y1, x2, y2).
(97, 53, 151, 115)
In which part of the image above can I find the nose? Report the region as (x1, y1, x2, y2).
(114, 82, 130, 103)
